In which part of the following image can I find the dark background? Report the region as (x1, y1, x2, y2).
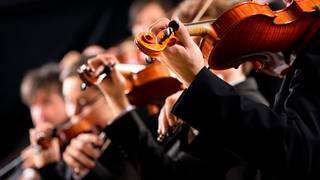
(0, 0, 281, 168)
(0, 0, 136, 166)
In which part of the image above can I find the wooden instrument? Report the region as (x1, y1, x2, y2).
(78, 61, 183, 106)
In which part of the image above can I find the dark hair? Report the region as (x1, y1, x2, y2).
(20, 62, 62, 106)
(128, 0, 172, 28)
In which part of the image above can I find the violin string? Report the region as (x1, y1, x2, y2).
(184, 18, 216, 26)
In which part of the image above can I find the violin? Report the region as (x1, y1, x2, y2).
(135, 0, 320, 70)
(0, 116, 103, 177)
(78, 61, 183, 106)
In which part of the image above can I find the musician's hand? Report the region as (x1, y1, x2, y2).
(63, 133, 104, 176)
(158, 90, 183, 136)
(87, 54, 131, 122)
(149, 17, 205, 87)
(29, 123, 60, 168)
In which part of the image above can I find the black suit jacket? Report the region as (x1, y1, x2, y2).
(103, 110, 201, 180)
(172, 31, 320, 179)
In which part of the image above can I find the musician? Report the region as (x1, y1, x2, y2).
(158, 63, 269, 180)
(82, 55, 200, 180)
(102, 0, 177, 139)
(2, 63, 69, 180)
(80, 10, 320, 178)
(166, 4, 268, 180)
(147, 17, 320, 179)
(60, 56, 140, 180)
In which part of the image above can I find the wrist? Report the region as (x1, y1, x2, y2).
(112, 97, 131, 115)
(183, 66, 204, 88)
(109, 103, 135, 125)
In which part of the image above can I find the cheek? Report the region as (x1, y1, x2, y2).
(53, 105, 67, 119)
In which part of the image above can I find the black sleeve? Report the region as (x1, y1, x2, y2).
(38, 158, 119, 180)
(172, 67, 288, 174)
(38, 161, 67, 180)
(170, 29, 320, 178)
(103, 110, 200, 180)
(81, 161, 116, 180)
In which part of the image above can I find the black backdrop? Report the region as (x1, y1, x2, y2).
(0, 0, 136, 164)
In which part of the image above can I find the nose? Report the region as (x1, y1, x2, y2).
(31, 106, 46, 125)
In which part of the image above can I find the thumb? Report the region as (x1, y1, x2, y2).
(111, 66, 126, 87)
(171, 17, 194, 49)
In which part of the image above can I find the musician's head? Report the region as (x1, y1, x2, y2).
(82, 44, 105, 57)
(60, 56, 114, 128)
(20, 63, 68, 127)
(59, 50, 81, 71)
(129, 0, 170, 36)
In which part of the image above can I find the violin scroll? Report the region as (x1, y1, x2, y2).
(135, 20, 180, 60)
(78, 63, 115, 91)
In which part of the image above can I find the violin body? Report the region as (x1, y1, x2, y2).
(57, 119, 93, 144)
(14, 119, 96, 170)
(78, 61, 182, 106)
(126, 61, 182, 106)
(208, 0, 320, 69)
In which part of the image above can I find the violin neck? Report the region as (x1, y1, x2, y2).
(183, 18, 216, 37)
(115, 63, 145, 74)
(186, 24, 215, 37)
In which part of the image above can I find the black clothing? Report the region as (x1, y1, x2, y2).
(104, 110, 200, 180)
(172, 31, 320, 179)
